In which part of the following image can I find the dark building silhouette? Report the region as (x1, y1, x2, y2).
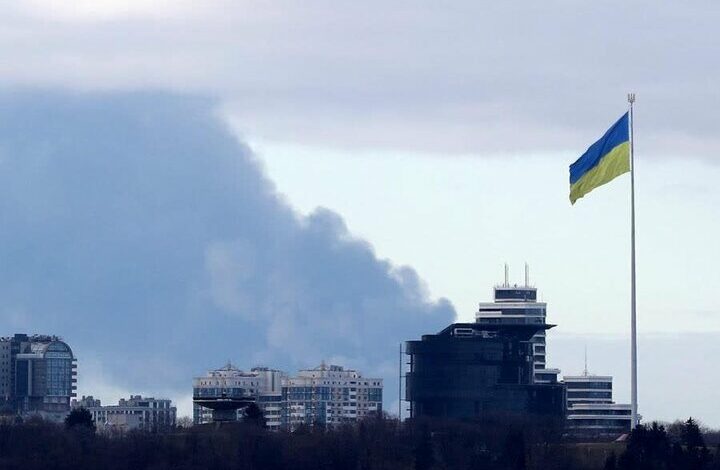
(405, 321, 566, 419)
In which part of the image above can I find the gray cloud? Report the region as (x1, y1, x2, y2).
(0, 90, 454, 405)
(1, 1, 719, 157)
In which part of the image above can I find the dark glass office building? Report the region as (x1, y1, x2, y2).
(405, 322, 566, 419)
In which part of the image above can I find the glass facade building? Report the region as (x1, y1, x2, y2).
(406, 322, 566, 419)
(0, 334, 77, 422)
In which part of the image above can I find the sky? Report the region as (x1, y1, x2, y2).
(1, 1, 719, 425)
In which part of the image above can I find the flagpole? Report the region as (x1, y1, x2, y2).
(628, 92, 638, 429)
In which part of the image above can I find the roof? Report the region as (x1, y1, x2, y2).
(563, 375, 612, 381)
(19, 340, 74, 358)
(437, 322, 555, 336)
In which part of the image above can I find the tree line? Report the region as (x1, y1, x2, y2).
(0, 409, 718, 470)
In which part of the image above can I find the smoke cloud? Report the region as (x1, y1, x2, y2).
(0, 90, 455, 410)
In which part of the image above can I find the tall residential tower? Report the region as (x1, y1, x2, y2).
(475, 264, 560, 384)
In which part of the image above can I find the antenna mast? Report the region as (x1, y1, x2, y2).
(504, 263, 509, 287)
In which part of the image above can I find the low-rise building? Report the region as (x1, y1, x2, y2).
(73, 395, 176, 432)
(563, 374, 632, 439)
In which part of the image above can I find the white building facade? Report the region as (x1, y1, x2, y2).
(192, 362, 382, 430)
(192, 364, 285, 429)
(283, 363, 383, 430)
(563, 374, 632, 438)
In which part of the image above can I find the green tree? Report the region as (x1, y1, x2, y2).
(243, 403, 265, 428)
(617, 422, 670, 470)
(681, 417, 711, 470)
(65, 407, 95, 432)
(682, 418, 706, 449)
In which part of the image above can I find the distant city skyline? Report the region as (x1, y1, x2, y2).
(0, 1, 718, 427)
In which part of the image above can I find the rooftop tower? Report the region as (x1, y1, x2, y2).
(475, 264, 559, 384)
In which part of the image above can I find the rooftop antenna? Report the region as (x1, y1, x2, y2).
(583, 346, 588, 377)
(504, 263, 509, 287)
(524, 263, 530, 287)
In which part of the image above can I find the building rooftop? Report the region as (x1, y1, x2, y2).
(0, 334, 63, 343)
(563, 375, 613, 381)
(432, 322, 555, 341)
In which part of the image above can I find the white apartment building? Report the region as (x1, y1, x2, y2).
(252, 367, 285, 430)
(192, 363, 285, 429)
(283, 363, 383, 430)
(192, 362, 382, 430)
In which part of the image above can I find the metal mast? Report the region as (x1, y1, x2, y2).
(628, 92, 638, 429)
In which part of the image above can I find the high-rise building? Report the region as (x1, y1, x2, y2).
(282, 363, 383, 430)
(475, 264, 559, 384)
(1, 334, 34, 408)
(0, 339, 13, 405)
(73, 395, 176, 432)
(251, 367, 285, 430)
(563, 373, 632, 438)
(192, 363, 285, 428)
(406, 268, 565, 420)
(0, 334, 77, 422)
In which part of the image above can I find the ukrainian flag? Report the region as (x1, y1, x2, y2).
(569, 113, 630, 204)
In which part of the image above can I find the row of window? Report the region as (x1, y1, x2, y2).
(567, 391, 613, 399)
(565, 382, 612, 390)
(193, 387, 254, 397)
(568, 409, 631, 416)
(569, 418, 631, 427)
(480, 318, 544, 325)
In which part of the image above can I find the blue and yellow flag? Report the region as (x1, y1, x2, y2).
(569, 113, 630, 204)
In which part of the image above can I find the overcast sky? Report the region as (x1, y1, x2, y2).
(1, 1, 719, 425)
